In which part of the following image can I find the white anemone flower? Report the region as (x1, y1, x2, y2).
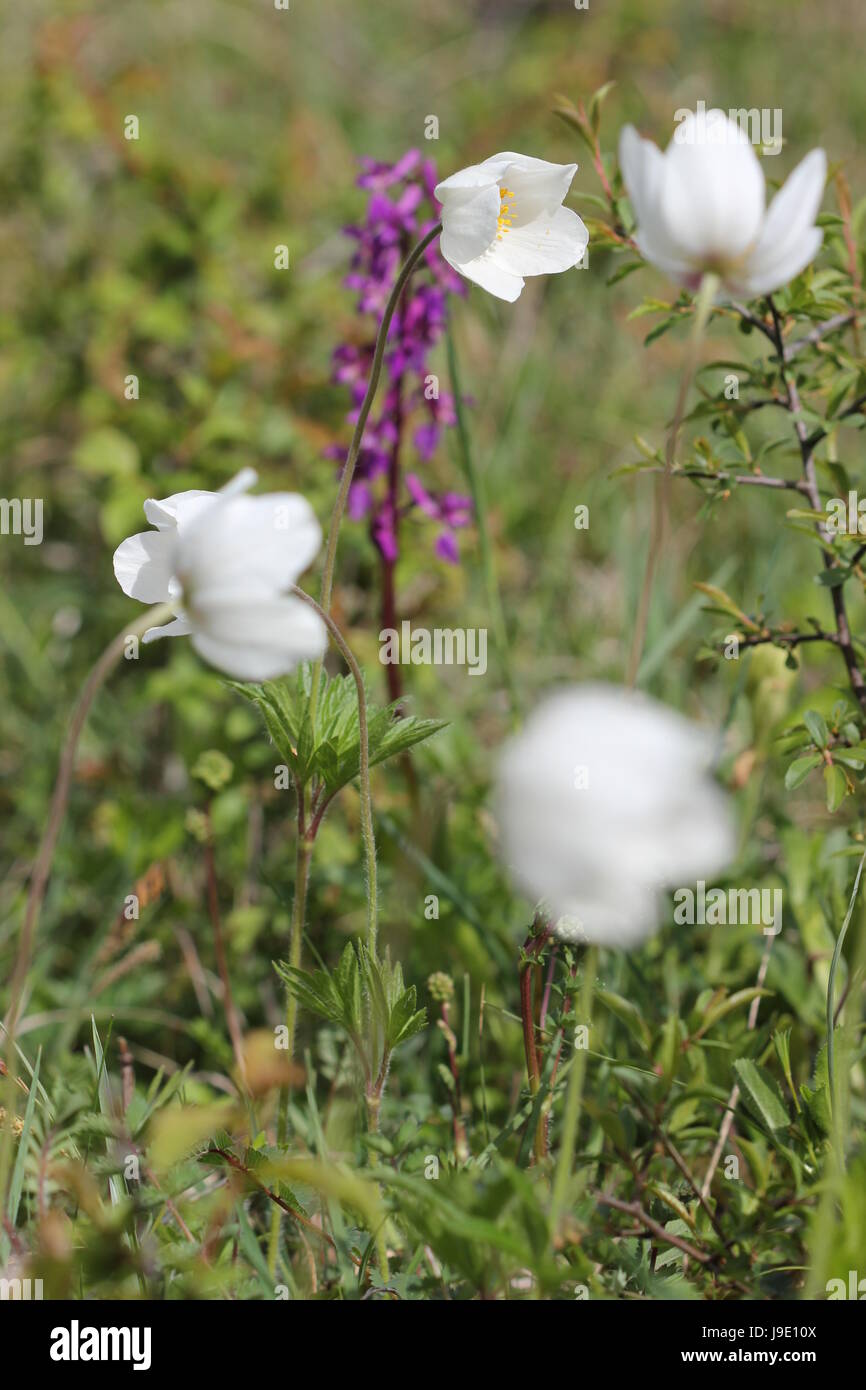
(434, 152, 589, 302)
(619, 109, 826, 298)
(495, 684, 735, 948)
(113, 468, 327, 679)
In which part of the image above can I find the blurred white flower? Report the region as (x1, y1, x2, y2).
(619, 110, 826, 297)
(435, 152, 588, 302)
(495, 684, 735, 948)
(113, 468, 327, 679)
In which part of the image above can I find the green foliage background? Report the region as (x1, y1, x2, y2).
(2, 0, 866, 1300)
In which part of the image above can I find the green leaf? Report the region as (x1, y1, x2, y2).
(803, 709, 830, 747)
(785, 753, 822, 789)
(229, 664, 446, 800)
(824, 762, 848, 812)
(693, 582, 758, 630)
(589, 80, 616, 133)
(594, 989, 651, 1050)
(698, 987, 773, 1035)
(733, 1058, 790, 1132)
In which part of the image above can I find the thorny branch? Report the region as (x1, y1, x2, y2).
(766, 296, 866, 711)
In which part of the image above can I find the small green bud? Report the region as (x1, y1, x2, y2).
(185, 808, 210, 843)
(191, 749, 234, 792)
(427, 971, 454, 1004)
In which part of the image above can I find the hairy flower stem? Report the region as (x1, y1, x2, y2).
(519, 924, 550, 1162)
(269, 596, 379, 1271)
(627, 271, 720, 686)
(285, 799, 313, 1056)
(549, 945, 597, 1236)
(290, 588, 378, 956)
(446, 321, 519, 718)
(269, 799, 312, 1277)
(309, 223, 443, 720)
(439, 1000, 469, 1162)
(0, 600, 174, 1205)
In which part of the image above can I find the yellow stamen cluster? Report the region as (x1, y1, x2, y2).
(497, 187, 516, 240)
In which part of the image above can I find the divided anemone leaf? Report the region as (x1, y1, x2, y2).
(275, 942, 427, 1073)
(227, 662, 447, 797)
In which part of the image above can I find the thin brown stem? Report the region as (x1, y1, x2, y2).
(641, 466, 807, 494)
(593, 1191, 712, 1264)
(701, 932, 774, 1200)
(768, 296, 866, 710)
(518, 924, 550, 1161)
(317, 224, 442, 623)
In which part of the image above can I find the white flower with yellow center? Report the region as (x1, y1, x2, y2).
(434, 152, 589, 302)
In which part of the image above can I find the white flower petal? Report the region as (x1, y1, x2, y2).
(620, 125, 698, 278)
(142, 614, 192, 644)
(739, 226, 824, 297)
(143, 490, 215, 531)
(493, 154, 578, 226)
(434, 162, 500, 197)
(112, 530, 176, 603)
(438, 180, 501, 269)
(496, 205, 588, 277)
(448, 248, 525, 301)
(178, 492, 322, 594)
(551, 884, 662, 949)
(740, 148, 826, 294)
(662, 111, 765, 261)
(190, 593, 327, 679)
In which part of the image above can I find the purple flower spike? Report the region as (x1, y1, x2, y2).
(327, 148, 474, 696)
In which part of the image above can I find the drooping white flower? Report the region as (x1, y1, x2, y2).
(495, 684, 735, 948)
(434, 152, 588, 302)
(113, 469, 327, 679)
(619, 110, 826, 297)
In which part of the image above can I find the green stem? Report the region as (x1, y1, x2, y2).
(286, 820, 312, 1058)
(446, 320, 519, 717)
(549, 945, 597, 1235)
(290, 588, 378, 956)
(627, 271, 720, 686)
(826, 847, 866, 1160)
(309, 223, 442, 725)
(268, 810, 312, 1277)
(268, 596, 379, 1270)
